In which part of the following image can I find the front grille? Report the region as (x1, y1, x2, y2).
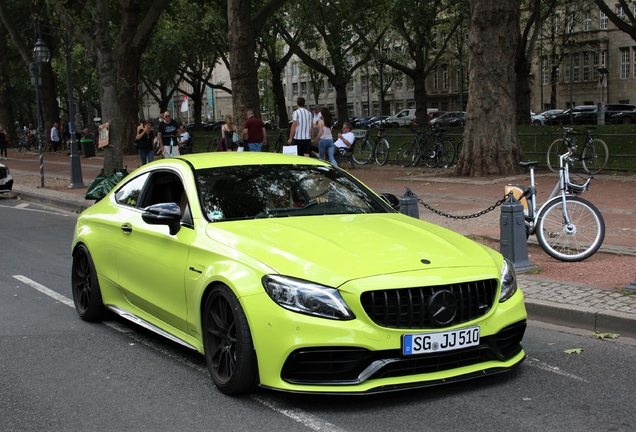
(281, 320, 526, 385)
(0, 167, 7, 178)
(360, 279, 498, 329)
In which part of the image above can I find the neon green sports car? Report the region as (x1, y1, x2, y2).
(71, 152, 526, 395)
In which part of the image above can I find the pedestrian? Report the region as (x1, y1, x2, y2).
(287, 97, 313, 157)
(242, 109, 267, 152)
(156, 111, 180, 157)
(178, 124, 191, 154)
(50, 122, 61, 152)
(135, 120, 155, 165)
(0, 125, 8, 160)
(314, 108, 337, 166)
(312, 104, 322, 142)
(221, 115, 236, 151)
(334, 121, 355, 151)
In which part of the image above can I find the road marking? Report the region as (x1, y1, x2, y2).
(0, 203, 70, 216)
(13, 274, 349, 431)
(252, 395, 348, 432)
(13, 275, 74, 307)
(526, 357, 589, 382)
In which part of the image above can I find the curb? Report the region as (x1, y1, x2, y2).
(14, 190, 92, 214)
(525, 299, 636, 339)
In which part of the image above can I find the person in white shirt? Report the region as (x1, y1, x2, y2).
(334, 122, 355, 149)
(287, 97, 313, 157)
(50, 122, 61, 152)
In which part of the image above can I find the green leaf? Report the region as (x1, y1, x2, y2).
(563, 348, 583, 354)
(592, 332, 620, 339)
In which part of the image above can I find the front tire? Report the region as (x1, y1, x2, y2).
(352, 140, 372, 165)
(396, 142, 416, 167)
(536, 196, 605, 262)
(375, 139, 389, 166)
(71, 245, 107, 321)
(581, 139, 608, 174)
(438, 139, 456, 168)
(203, 285, 258, 395)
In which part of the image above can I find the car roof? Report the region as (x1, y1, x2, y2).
(168, 151, 331, 171)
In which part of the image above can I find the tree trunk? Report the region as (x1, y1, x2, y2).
(333, 78, 349, 125)
(456, 0, 523, 177)
(271, 68, 288, 125)
(515, 55, 532, 125)
(412, 70, 428, 125)
(228, 0, 262, 126)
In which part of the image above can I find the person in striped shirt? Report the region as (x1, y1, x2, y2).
(287, 97, 313, 157)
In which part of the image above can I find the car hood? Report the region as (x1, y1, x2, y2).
(205, 213, 498, 287)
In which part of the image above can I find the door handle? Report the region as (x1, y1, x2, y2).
(120, 224, 132, 233)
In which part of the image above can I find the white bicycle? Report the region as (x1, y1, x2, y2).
(507, 141, 605, 262)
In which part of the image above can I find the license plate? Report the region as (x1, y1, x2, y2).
(402, 326, 480, 355)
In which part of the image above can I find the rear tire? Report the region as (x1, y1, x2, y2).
(71, 245, 108, 321)
(438, 139, 456, 168)
(396, 142, 416, 167)
(546, 139, 567, 173)
(536, 196, 605, 262)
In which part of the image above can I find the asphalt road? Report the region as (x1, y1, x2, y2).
(1, 199, 635, 431)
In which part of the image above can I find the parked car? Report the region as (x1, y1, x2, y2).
(0, 162, 13, 192)
(427, 110, 446, 122)
(352, 116, 373, 128)
(604, 104, 636, 124)
(386, 109, 416, 128)
(367, 115, 391, 128)
(204, 120, 226, 131)
(429, 111, 466, 128)
(544, 105, 597, 125)
(71, 152, 527, 395)
(531, 109, 563, 126)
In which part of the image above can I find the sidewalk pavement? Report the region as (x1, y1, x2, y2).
(2, 150, 635, 340)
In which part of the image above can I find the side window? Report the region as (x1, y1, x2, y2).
(115, 173, 149, 207)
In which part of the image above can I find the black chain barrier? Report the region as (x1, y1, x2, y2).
(417, 191, 514, 220)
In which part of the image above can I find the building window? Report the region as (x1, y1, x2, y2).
(301, 82, 307, 95)
(433, 72, 439, 90)
(328, 80, 334, 93)
(347, 79, 354, 92)
(567, 13, 575, 33)
(584, 11, 592, 31)
(583, 52, 590, 81)
(573, 53, 580, 81)
(292, 63, 298, 76)
(541, 56, 549, 85)
(395, 74, 403, 90)
(633, 48, 636, 79)
(616, 4, 625, 20)
(442, 66, 449, 89)
(292, 83, 298, 96)
(552, 56, 560, 83)
(362, 76, 368, 92)
(363, 104, 369, 116)
(600, 10, 608, 29)
(593, 51, 600, 81)
(621, 47, 630, 79)
(348, 104, 354, 117)
(373, 103, 379, 115)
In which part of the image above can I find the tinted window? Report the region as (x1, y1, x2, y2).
(115, 173, 149, 207)
(195, 164, 390, 221)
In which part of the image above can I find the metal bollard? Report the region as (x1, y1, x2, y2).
(399, 187, 420, 219)
(500, 195, 537, 273)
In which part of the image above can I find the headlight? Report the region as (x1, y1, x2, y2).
(499, 259, 518, 302)
(262, 275, 355, 320)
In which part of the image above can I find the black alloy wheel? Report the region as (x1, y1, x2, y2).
(71, 245, 107, 321)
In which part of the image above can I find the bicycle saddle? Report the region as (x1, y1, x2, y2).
(519, 161, 539, 168)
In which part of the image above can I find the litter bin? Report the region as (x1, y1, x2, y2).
(80, 139, 95, 158)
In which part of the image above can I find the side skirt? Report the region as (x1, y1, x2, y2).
(106, 304, 198, 351)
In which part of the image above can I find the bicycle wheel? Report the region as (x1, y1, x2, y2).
(581, 139, 608, 174)
(423, 143, 441, 168)
(374, 139, 389, 166)
(535, 196, 605, 262)
(438, 139, 456, 168)
(546, 139, 568, 172)
(352, 140, 372, 165)
(396, 141, 416, 167)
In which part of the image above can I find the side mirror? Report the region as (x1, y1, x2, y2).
(380, 193, 400, 211)
(142, 202, 181, 235)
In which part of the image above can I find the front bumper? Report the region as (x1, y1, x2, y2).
(242, 285, 527, 394)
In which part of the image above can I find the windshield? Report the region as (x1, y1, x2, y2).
(195, 164, 391, 221)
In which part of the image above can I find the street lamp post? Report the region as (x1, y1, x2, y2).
(32, 38, 50, 188)
(59, 33, 84, 189)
